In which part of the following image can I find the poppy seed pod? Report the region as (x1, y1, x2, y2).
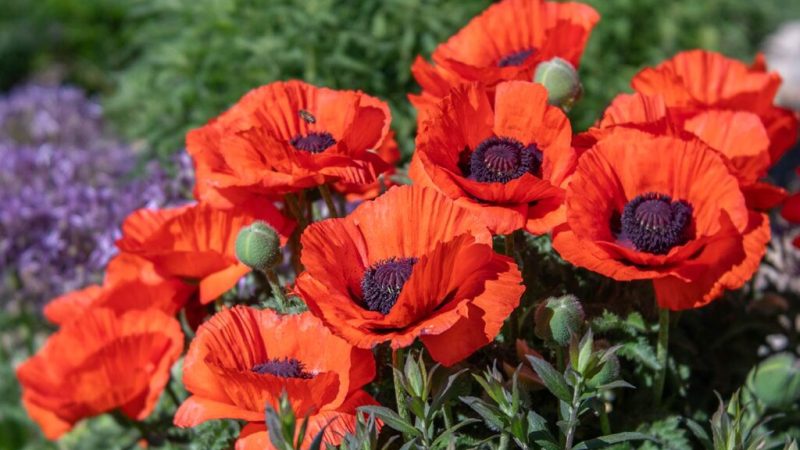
(534, 57, 582, 109)
(747, 353, 800, 410)
(235, 221, 282, 272)
(534, 295, 585, 346)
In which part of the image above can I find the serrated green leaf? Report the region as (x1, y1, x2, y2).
(572, 432, 653, 449)
(358, 406, 420, 438)
(526, 356, 572, 403)
(461, 396, 505, 432)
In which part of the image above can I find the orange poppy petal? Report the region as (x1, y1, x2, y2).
(683, 110, 771, 184)
(783, 192, 800, 223)
(420, 254, 523, 366)
(744, 182, 787, 211)
(348, 185, 492, 263)
(552, 226, 666, 281)
(19, 309, 183, 437)
(174, 395, 262, 427)
(44, 285, 103, 326)
(493, 81, 575, 185)
(651, 212, 746, 310)
(198, 264, 251, 304)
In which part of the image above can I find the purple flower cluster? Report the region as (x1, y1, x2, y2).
(0, 84, 193, 309)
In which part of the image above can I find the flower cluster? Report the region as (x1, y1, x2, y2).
(14, 0, 800, 448)
(0, 84, 193, 309)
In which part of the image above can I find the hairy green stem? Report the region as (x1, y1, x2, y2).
(654, 307, 670, 407)
(264, 268, 287, 310)
(504, 233, 516, 258)
(391, 348, 410, 428)
(498, 432, 510, 450)
(599, 403, 611, 435)
(556, 347, 566, 372)
(284, 193, 307, 228)
(564, 379, 584, 450)
(318, 184, 340, 218)
(165, 380, 182, 406)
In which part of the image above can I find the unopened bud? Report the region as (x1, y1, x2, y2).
(586, 353, 620, 389)
(534, 295, 585, 347)
(747, 353, 800, 409)
(533, 57, 582, 109)
(235, 221, 281, 272)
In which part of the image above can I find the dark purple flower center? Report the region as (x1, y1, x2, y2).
(620, 192, 693, 255)
(290, 131, 336, 153)
(361, 257, 417, 315)
(497, 48, 535, 67)
(468, 136, 542, 183)
(252, 357, 313, 378)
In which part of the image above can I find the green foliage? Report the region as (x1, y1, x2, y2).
(363, 350, 474, 448)
(519, 330, 648, 450)
(572, 0, 800, 132)
(0, 0, 131, 91)
(103, 0, 490, 161)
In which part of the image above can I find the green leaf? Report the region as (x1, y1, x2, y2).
(572, 432, 654, 449)
(358, 406, 420, 438)
(684, 418, 713, 450)
(307, 422, 329, 450)
(526, 356, 572, 403)
(431, 418, 480, 448)
(460, 396, 505, 431)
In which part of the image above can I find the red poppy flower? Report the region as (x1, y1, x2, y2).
(410, 81, 575, 235)
(628, 50, 799, 207)
(173, 307, 377, 449)
(333, 129, 401, 201)
(17, 308, 183, 439)
(782, 168, 800, 248)
(43, 253, 194, 326)
(410, 0, 599, 122)
(294, 185, 524, 366)
(116, 202, 292, 304)
(552, 128, 770, 310)
(188, 80, 395, 208)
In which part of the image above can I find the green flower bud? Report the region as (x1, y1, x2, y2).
(534, 295, 585, 347)
(747, 353, 800, 410)
(586, 353, 620, 389)
(533, 57, 582, 109)
(235, 221, 281, 272)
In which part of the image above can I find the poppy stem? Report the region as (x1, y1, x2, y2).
(504, 233, 516, 258)
(264, 268, 288, 310)
(391, 348, 411, 430)
(599, 402, 611, 435)
(318, 184, 340, 218)
(498, 432, 511, 450)
(285, 193, 308, 228)
(653, 307, 670, 407)
(166, 380, 182, 406)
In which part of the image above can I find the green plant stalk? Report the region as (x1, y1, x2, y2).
(599, 404, 611, 435)
(284, 193, 308, 228)
(654, 307, 670, 407)
(504, 233, 516, 258)
(319, 184, 340, 219)
(503, 233, 520, 343)
(165, 379, 182, 406)
(564, 379, 585, 450)
(556, 347, 566, 372)
(264, 268, 288, 310)
(498, 432, 511, 450)
(391, 348, 411, 435)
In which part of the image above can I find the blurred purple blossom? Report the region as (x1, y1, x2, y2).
(0, 84, 193, 309)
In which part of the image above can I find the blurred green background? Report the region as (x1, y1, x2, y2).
(2, 1, 800, 449)
(4, 0, 800, 162)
